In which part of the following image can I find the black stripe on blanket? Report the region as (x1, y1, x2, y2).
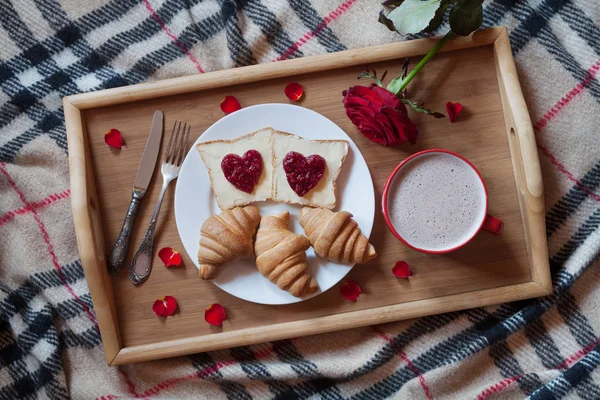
(550, 208, 600, 273)
(222, 0, 258, 67)
(510, 0, 600, 103)
(243, 0, 304, 60)
(530, 345, 600, 400)
(0, 0, 225, 162)
(489, 341, 544, 395)
(59, 327, 102, 349)
(288, 0, 346, 54)
(0, 296, 66, 400)
(91, 0, 202, 68)
(508, 0, 568, 55)
(189, 351, 254, 399)
(272, 339, 343, 399)
(559, 2, 600, 56)
(277, 313, 467, 398)
(229, 345, 295, 398)
(471, 307, 544, 395)
(121, 12, 224, 82)
(28, 260, 86, 290)
(525, 318, 566, 369)
(546, 161, 600, 237)
(482, 0, 518, 28)
(556, 290, 598, 349)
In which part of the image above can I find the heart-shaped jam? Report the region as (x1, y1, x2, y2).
(283, 151, 326, 197)
(221, 150, 263, 193)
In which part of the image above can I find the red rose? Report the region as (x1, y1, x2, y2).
(342, 85, 418, 146)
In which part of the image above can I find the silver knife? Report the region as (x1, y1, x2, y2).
(108, 110, 164, 275)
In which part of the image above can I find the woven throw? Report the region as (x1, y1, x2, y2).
(1, 0, 599, 399)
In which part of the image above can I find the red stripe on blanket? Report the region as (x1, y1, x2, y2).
(537, 143, 600, 202)
(143, 0, 205, 73)
(533, 60, 600, 202)
(0, 163, 98, 327)
(139, 361, 236, 398)
(118, 366, 138, 397)
(100, 344, 275, 399)
(371, 326, 434, 400)
(476, 337, 600, 400)
(274, 0, 359, 62)
(534, 60, 600, 131)
(0, 189, 70, 227)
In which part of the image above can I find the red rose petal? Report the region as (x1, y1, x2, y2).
(152, 296, 177, 317)
(104, 128, 124, 149)
(205, 304, 227, 326)
(284, 82, 304, 101)
(220, 96, 241, 114)
(340, 279, 362, 301)
(158, 247, 182, 268)
(392, 261, 411, 279)
(446, 102, 463, 123)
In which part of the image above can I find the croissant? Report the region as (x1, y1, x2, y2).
(198, 206, 261, 279)
(300, 207, 376, 264)
(254, 211, 318, 297)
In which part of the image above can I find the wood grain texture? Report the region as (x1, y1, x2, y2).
(493, 29, 550, 292)
(64, 27, 550, 365)
(64, 99, 121, 364)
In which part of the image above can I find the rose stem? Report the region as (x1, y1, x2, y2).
(388, 31, 455, 95)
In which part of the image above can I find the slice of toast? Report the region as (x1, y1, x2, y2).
(273, 131, 348, 209)
(196, 128, 274, 210)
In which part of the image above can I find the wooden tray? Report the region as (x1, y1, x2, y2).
(65, 27, 550, 365)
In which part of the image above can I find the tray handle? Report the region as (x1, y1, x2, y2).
(494, 28, 551, 293)
(494, 30, 543, 201)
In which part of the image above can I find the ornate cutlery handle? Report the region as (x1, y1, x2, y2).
(129, 219, 157, 285)
(108, 190, 144, 275)
(129, 182, 169, 285)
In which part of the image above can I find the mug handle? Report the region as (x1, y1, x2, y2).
(482, 214, 503, 235)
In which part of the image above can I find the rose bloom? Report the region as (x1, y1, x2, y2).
(342, 85, 418, 146)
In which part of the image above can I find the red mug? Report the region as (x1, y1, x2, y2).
(381, 149, 503, 254)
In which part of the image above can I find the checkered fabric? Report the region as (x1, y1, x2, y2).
(0, 0, 599, 398)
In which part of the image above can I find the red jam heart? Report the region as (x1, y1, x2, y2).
(221, 150, 263, 193)
(283, 151, 326, 197)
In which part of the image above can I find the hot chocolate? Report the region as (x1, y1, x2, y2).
(387, 152, 487, 251)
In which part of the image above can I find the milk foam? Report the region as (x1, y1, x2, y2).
(388, 152, 486, 251)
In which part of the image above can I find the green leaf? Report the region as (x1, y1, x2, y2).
(423, 0, 450, 33)
(449, 0, 483, 36)
(387, 75, 404, 94)
(378, 10, 397, 32)
(402, 98, 445, 118)
(357, 72, 383, 87)
(386, 0, 442, 36)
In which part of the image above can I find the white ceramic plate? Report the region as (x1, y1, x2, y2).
(174, 104, 374, 305)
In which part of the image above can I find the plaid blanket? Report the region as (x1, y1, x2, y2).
(1, 0, 599, 398)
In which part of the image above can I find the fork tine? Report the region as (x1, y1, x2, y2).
(164, 121, 178, 163)
(168, 121, 182, 164)
(174, 124, 190, 167)
(171, 122, 185, 165)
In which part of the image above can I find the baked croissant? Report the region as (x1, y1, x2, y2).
(198, 206, 261, 279)
(300, 207, 376, 264)
(254, 211, 318, 297)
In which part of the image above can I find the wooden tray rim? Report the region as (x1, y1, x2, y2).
(64, 26, 551, 365)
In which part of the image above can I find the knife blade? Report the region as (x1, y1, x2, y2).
(108, 110, 164, 275)
(133, 110, 164, 191)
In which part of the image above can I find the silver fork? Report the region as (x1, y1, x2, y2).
(130, 121, 190, 285)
